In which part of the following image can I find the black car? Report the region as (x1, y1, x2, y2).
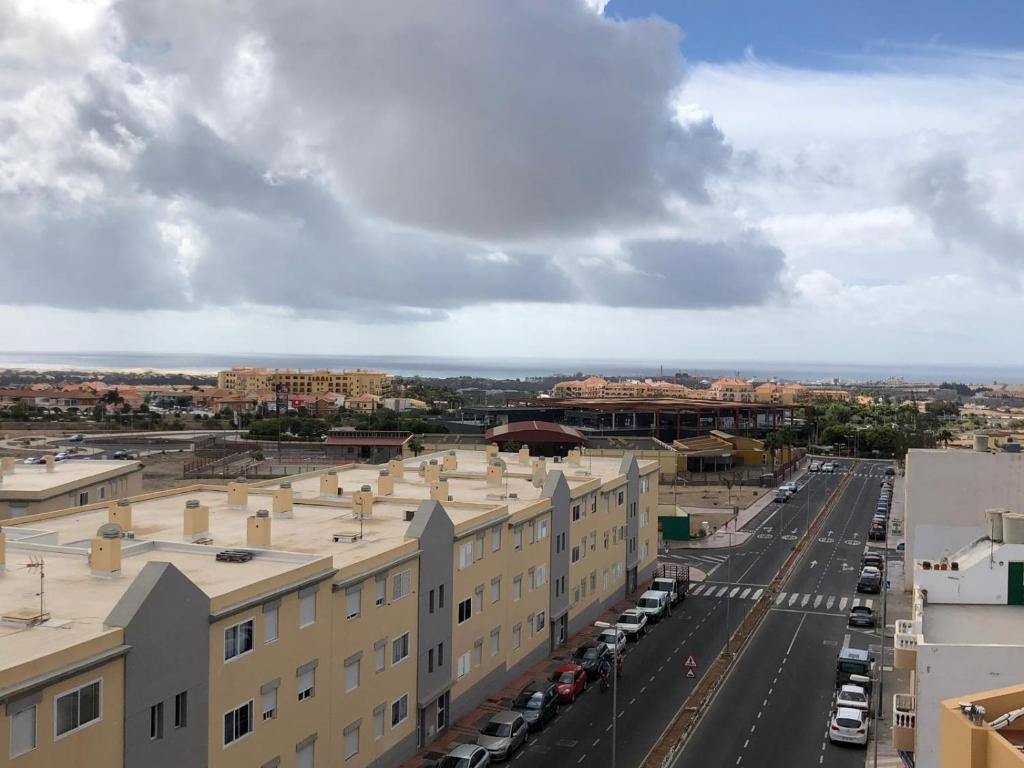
(884, 467, 896, 477)
(862, 553, 884, 571)
(572, 642, 613, 680)
(848, 605, 875, 628)
(511, 682, 559, 731)
(857, 568, 882, 593)
(868, 526, 886, 541)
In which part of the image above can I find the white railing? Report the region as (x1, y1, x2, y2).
(894, 693, 917, 728)
(895, 619, 918, 650)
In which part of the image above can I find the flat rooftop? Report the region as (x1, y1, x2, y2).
(0, 459, 140, 497)
(922, 603, 1024, 646)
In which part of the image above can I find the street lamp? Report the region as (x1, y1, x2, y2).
(594, 620, 620, 768)
(721, 461, 737, 655)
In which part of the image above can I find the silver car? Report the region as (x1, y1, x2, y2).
(438, 743, 491, 768)
(476, 710, 529, 761)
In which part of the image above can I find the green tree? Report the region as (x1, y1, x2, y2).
(407, 436, 425, 456)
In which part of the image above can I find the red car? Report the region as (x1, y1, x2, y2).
(549, 663, 587, 703)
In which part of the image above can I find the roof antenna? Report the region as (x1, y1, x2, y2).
(25, 557, 46, 625)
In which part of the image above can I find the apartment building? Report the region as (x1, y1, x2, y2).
(0, 457, 142, 521)
(0, 447, 657, 767)
(940, 683, 1024, 767)
(217, 368, 393, 399)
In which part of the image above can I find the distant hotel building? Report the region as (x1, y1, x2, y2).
(217, 367, 394, 399)
(550, 376, 850, 404)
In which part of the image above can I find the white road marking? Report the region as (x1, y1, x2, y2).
(813, 595, 823, 609)
(753, 589, 764, 600)
(788, 593, 798, 607)
(729, 587, 740, 598)
(692, 584, 706, 596)
(716, 587, 728, 598)
(800, 594, 810, 608)
(776, 592, 787, 606)
(839, 598, 848, 611)
(740, 588, 751, 599)
(826, 596, 835, 609)
(852, 598, 861, 608)
(864, 599, 874, 609)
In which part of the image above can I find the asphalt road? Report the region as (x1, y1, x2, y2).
(673, 462, 891, 768)
(497, 467, 848, 768)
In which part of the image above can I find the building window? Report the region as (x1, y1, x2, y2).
(297, 667, 315, 701)
(474, 586, 484, 613)
(223, 701, 253, 746)
(428, 588, 435, 614)
(174, 691, 188, 729)
(475, 534, 485, 560)
(571, 546, 580, 563)
(458, 598, 472, 624)
(617, 491, 624, 505)
(491, 577, 501, 603)
(527, 615, 535, 639)
(527, 567, 535, 592)
(572, 504, 581, 522)
(457, 652, 471, 679)
(346, 587, 361, 620)
(459, 541, 473, 569)
(392, 633, 410, 665)
(299, 591, 317, 628)
(392, 570, 412, 600)
(604, 531, 610, 549)
(373, 706, 385, 739)
(528, 521, 535, 543)
(535, 565, 546, 588)
(439, 584, 445, 609)
(344, 723, 359, 760)
(536, 612, 546, 632)
(572, 586, 580, 605)
(376, 576, 387, 607)
(538, 519, 548, 540)
(224, 619, 254, 661)
(10, 704, 36, 757)
(428, 647, 434, 673)
(490, 628, 500, 656)
(513, 575, 522, 601)
(513, 624, 522, 650)
(437, 694, 447, 731)
(391, 694, 409, 727)
(264, 604, 279, 643)
(261, 688, 277, 721)
(345, 657, 360, 692)
(297, 740, 315, 768)
(149, 702, 164, 741)
(375, 641, 386, 672)
(473, 639, 484, 667)
(491, 525, 502, 551)
(590, 531, 597, 551)
(590, 571, 597, 592)
(513, 526, 523, 550)
(55, 680, 101, 738)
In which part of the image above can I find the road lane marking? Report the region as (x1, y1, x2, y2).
(839, 598, 848, 610)
(776, 592, 787, 606)
(788, 593, 798, 606)
(826, 596, 835, 609)
(592, 739, 600, 747)
(813, 595, 822, 608)
(753, 589, 763, 600)
(578, 755, 586, 764)
(786, 612, 808, 655)
(716, 587, 728, 597)
(729, 587, 740, 598)
(801, 594, 810, 607)
(865, 599, 874, 609)
(740, 588, 751, 599)
(691, 584, 705, 595)
(852, 598, 861, 607)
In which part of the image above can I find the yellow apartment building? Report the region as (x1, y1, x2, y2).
(0, 446, 657, 767)
(941, 684, 1024, 767)
(217, 368, 393, 398)
(0, 457, 143, 521)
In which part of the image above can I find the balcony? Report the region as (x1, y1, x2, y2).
(892, 693, 916, 752)
(894, 619, 918, 669)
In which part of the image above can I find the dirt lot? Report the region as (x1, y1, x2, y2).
(658, 483, 769, 510)
(139, 453, 232, 492)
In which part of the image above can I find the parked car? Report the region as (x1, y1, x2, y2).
(67, 434, 84, 442)
(884, 467, 896, 477)
(809, 461, 821, 472)
(635, 590, 670, 623)
(861, 553, 884, 571)
(436, 743, 492, 768)
(22, 456, 43, 465)
(651, 563, 689, 605)
(828, 707, 869, 746)
(836, 684, 870, 713)
(597, 627, 627, 656)
(857, 567, 882, 593)
(112, 450, 130, 459)
(53, 452, 70, 461)
(836, 647, 874, 689)
(573, 642, 614, 680)
(548, 664, 587, 703)
(774, 489, 791, 503)
(614, 608, 648, 640)
(848, 605, 875, 628)
(476, 711, 529, 761)
(868, 526, 886, 542)
(822, 462, 836, 473)
(510, 682, 559, 731)
(782, 480, 799, 494)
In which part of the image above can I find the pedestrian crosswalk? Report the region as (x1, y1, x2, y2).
(687, 583, 876, 612)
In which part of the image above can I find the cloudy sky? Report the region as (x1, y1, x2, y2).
(1, 0, 1022, 366)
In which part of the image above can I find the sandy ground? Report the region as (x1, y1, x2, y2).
(139, 453, 232, 492)
(658, 483, 769, 510)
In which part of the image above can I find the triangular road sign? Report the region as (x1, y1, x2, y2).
(684, 654, 698, 668)
(686, 668, 695, 678)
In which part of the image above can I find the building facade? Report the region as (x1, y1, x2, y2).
(217, 368, 393, 399)
(0, 458, 143, 521)
(940, 684, 1024, 767)
(0, 447, 657, 768)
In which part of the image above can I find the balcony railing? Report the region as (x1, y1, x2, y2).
(895, 620, 917, 650)
(892, 693, 917, 751)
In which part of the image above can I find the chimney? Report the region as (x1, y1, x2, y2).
(486, 443, 499, 458)
(518, 445, 531, 465)
(567, 449, 582, 466)
(388, 459, 405, 480)
(45, 455, 55, 473)
(0, 527, 5, 574)
(443, 451, 458, 471)
(247, 510, 271, 547)
(531, 458, 547, 488)
(228, 479, 248, 507)
(430, 479, 449, 502)
(354, 485, 374, 517)
(486, 459, 504, 487)
(320, 470, 339, 496)
(91, 524, 122, 577)
(273, 483, 294, 518)
(183, 499, 209, 541)
(378, 469, 394, 496)
(109, 499, 132, 530)
(425, 460, 441, 484)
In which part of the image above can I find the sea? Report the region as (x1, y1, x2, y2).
(0, 351, 1022, 385)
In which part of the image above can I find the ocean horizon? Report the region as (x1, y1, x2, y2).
(0, 350, 1022, 385)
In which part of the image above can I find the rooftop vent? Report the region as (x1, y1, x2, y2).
(215, 549, 254, 563)
(97, 523, 122, 540)
(333, 532, 362, 544)
(404, 510, 416, 522)
(185, 499, 200, 509)
(361, 484, 372, 492)
(280, 481, 292, 489)
(256, 509, 270, 518)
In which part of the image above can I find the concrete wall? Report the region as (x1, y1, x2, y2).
(0, 467, 143, 520)
(916, 643, 1024, 768)
(914, 542, 1024, 605)
(106, 562, 210, 768)
(905, 450, 1024, 591)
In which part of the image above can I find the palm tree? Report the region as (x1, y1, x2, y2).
(407, 436, 424, 457)
(936, 429, 954, 448)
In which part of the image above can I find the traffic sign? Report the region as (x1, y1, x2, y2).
(686, 668, 695, 678)
(684, 654, 698, 668)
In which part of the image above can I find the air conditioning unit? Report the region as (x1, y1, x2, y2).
(508, 493, 518, 499)
(333, 532, 361, 543)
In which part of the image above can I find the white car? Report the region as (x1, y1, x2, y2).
(54, 452, 70, 461)
(809, 461, 821, 472)
(828, 706, 868, 746)
(635, 590, 670, 623)
(782, 480, 798, 494)
(615, 608, 648, 640)
(596, 627, 627, 656)
(822, 462, 836, 473)
(835, 684, 870, 712)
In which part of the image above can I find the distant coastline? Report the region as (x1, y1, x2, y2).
(1, 351, 1022, 385)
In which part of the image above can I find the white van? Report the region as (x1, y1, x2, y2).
(636, 590, 670, 623)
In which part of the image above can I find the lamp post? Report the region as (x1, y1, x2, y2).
(593, 621, 619, 768)
(721, 465, 737, 655)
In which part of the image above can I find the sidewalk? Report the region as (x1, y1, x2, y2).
(399, 591, 644, 767)
(668, 464, 810, 550)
